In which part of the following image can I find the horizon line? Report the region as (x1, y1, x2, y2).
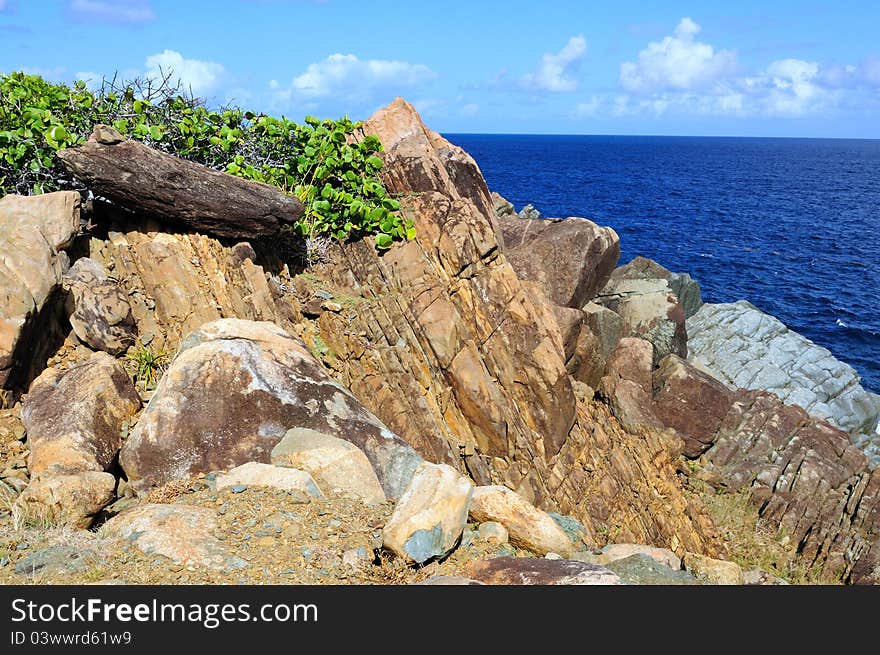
(440, 131, 880, 141)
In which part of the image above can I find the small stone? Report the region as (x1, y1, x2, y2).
(16, 542, 29, 551)
(477, 521, 509, 545)
(342, 547, 371, 568)
(314, 290, 334, 300)
(231, 485, 247, 494)
(545, 552, 563, 560)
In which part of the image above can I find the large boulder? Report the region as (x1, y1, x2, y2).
(610, 256, 702, 318)
(0, 191, 80, 396)
(382, 462, 473, 564)
(62, 257, 136, 354)
(469, 485, 573, 557)
(595, 277, 687, 363)
(120, 319, 422, 497)
(687, 301, 880, 458)
(215, 462, 324, 501)
(23, 352, 141, 475)
(500, 215, 620, 309)
(597, 338, 664, 434)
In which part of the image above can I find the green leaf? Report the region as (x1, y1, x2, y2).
(375, 233, 393, 249)
(366, 155, 383, 169)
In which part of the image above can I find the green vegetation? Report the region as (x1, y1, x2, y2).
(125, 343, 169, 390)
(0, 72, 414, 249)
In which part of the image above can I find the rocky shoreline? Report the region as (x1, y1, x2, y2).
(1, 97, 877, 585)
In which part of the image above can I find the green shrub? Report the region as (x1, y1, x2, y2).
(0, 71, 414, 250)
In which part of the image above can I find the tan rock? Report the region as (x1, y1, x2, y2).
(23, 352, 141, 475)
(270, 428, 385, 505)
(16, 471, 115, 528)
(476, 521, 509, 545)
(215, 462, 324, 501)
(683, 552, 744, 585)
(382, 462, 473, 564)
(101, 504, 247, 570)
(469, 485, 573, 557)
(0, 191, 80, 394)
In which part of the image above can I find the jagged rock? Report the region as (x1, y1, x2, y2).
(598, 338, 664, 434)
(270, 428, 386, 505)
(683, 552, 744, 585)
(652, 354, 736, 457)
(500, 214, 620, 309)
(101, 504, 247, 570)
(359, 97, 497, 228)
(23, 352, 141, 475)
(468, 485, 573, 557)
(490, 191, 516, 217)
(119, 319, 422, 498)
(551, 305, 605, 387)
(605, 554, 699, 585)
(465, 556, 622, 585)
(0, 191, 80, 397)
(687, 301, 880, 456)
(517, 204, 541, 220)
(582, 301, 625, 360)
(743, 568, 790, 585)
(215, 462, 324, 501)
(62, 257, 136, 354)
(597, 543, 682, 570)
(548, 512, 590, 548)
(610, 256, 702, 318)
(58, 127, 304, 239)
(382, 462, 473, 564)
(595, 277, 687, 363)
(16, 471, 115, 529)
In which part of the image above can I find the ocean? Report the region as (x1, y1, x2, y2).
(445, 134, 880, 393)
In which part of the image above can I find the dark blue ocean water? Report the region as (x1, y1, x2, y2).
(445, 134, 880, 393)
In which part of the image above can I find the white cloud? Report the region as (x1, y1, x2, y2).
(460, 102, 479, 117)
(69, 0, 155, 24)
(287, 53, 436, 100)
(0, 1, 9, 12)
(574, 96, 601, 117)
(620, 17, 736, 93)
(144, 50, 225, 95)
(522, 35, 587, 92)
(740, 58, 828, 116)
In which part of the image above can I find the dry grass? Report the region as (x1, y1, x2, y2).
(700, 487, 828, 585)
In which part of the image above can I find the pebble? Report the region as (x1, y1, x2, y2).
(315, 290, 334, 300)
(545, 552, 563, 560)
(231, 485, 247, 494)
(16, 542, 29, 551)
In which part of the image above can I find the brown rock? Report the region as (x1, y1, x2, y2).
(465, 556, 621, 585)
(23, 352, 141, 475)
(58, 128, 303, 239)
(62, 257, 136, 354)
(500, 215, 620, 309)
(469, 485, 573, 556)
(598, 338, 663, 434)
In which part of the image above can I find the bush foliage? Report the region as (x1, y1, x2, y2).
(0, 72, 413, 249)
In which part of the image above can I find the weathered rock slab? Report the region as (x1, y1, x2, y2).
(465, 556, 622, 585)
(215, 462, 324, 501)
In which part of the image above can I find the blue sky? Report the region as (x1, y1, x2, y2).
(1, 0, 879, 137)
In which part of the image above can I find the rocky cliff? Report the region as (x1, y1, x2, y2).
(1, 97, 878, 585)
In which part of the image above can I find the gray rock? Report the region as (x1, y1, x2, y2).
(609, 256, 703, 318)
(14, 545, 94, 577)
(595, 277, 687, 363)
(490, 191, 516, 217)
(548, 512, 589, 548)
(687, 301, 880, 460)
(605, 554, 700, 585)
(517, 203, 541, 220)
